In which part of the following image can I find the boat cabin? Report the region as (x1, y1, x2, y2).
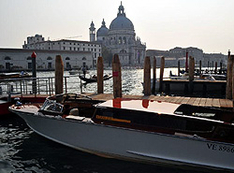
(93, 98, 234, 143)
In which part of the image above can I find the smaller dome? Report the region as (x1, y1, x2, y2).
(97, 19, 109, 37)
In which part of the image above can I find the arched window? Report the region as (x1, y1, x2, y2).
(65, 57, 70, 60)
(118, 37, 122, 44)
(82, 57, 86, 61)
(123, 37, 126, 44)
(4, 57, 11, 60)
(47, 57, 52, 60)
(120, 49, 127, 53)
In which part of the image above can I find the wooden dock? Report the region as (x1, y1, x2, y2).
(86, 93, 233, 109)
(161, 79, 226, 97)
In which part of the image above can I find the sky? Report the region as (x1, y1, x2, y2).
(0, 0, 233, 54)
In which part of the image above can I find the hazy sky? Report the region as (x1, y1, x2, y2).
(0, 0, 233, 54)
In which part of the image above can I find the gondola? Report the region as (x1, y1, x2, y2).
(79, 74, 112, 83)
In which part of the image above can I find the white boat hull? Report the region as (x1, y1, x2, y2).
(10, 107, 234, 171)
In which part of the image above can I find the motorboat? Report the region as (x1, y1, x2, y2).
(9, 93, 234, 171)
(79, 74, 112, 83)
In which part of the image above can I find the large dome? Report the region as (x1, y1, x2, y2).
(109, 3, 134, 31)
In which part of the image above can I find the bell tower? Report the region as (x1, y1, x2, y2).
(89, 21, 96, 42)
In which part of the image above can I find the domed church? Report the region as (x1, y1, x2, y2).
(89, 2, 146, 66)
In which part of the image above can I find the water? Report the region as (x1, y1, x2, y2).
(0, 69, 229, 173)
(58, 68, 178, 95)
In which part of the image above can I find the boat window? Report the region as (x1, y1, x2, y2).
(40, 99, 64, 113)
(174, 104, 216, 117)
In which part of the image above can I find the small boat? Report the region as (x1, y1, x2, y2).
(9, 93, 234, 171)
(69, 70, 81, 75)
(0, 72, 31, 80)
(79, 74, 112, 83)
(199, 74, 226, 81)
(169, 71, 226, 81)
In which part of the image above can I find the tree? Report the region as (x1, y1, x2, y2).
(102, 46, 113, 67)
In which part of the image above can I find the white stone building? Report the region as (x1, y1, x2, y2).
(0, 48, 92, 72)
(22, 34, 102, 67)
(90, 2, 146, 66)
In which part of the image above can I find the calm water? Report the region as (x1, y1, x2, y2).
(0, 69, 229, 173)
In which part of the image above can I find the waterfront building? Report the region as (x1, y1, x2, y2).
(90, 2, 146, 66)
(0, 48, 92, 72)
(203, 53, 227, 68)
(22, 34, 101, 67)
(146, 47, 227, 68)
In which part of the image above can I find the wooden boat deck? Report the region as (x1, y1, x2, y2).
(86, 93, 233, 109)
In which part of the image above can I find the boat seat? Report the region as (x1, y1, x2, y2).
(65, 115, 85, 121)
(69, 108, 79, 116)
(65, 115, 93, 123)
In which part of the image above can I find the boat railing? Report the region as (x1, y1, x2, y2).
(0, 75, 81, 98)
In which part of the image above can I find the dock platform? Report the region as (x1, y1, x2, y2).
(86, 93, 233, 109)
(161, 79, 226, 97)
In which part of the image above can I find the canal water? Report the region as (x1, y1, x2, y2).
(0, 69, 229, 173)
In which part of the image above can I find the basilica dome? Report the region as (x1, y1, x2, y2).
(109, 3, 134, 31)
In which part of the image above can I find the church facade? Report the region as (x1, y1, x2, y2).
(90, 2, 146, 66)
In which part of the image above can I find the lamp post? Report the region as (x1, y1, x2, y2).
(31, 52, 37, 94)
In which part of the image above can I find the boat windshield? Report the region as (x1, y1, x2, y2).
(40, 99, 64, 113)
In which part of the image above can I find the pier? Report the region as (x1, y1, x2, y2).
(1, 53, 234, 113)
(82, 53, 233, 110)
(85, 93, 233, 109)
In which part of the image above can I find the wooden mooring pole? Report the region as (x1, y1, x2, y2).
(31, 52, 37, 95)
(144, 56, 151, 96)
(55, 55, 64, 96)
(214, 62, 218, 74)
(97, 57, 104, 94)
(178, 60, 180, 76)
(230, 55, 234, 102)
(112, 54, 122, 98)
(152, 57, 157, 95)
(189, 56, 195, 94)
(219, 62, 223, 74)
(159, 57, 165, 92)
(199, 60, 202, 75)
(226, 51, 232, 99)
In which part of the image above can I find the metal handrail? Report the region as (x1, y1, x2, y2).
(0, 75, 81, 98)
